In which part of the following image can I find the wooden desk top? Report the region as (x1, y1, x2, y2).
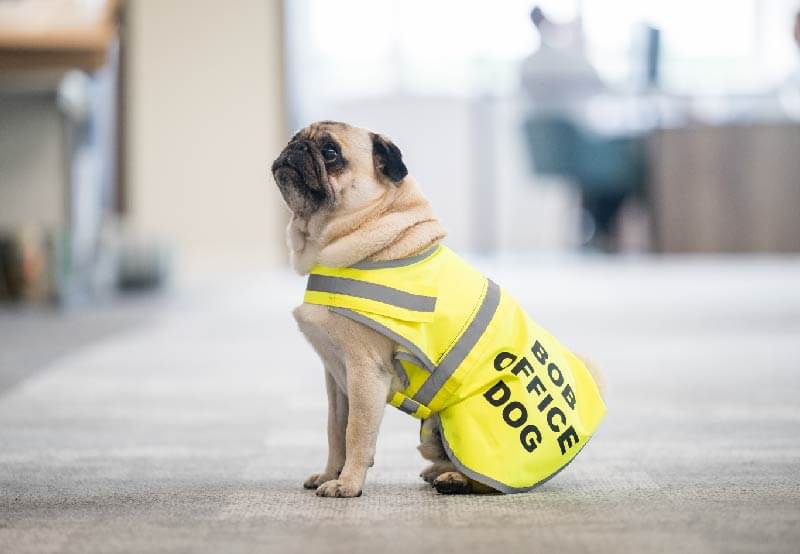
(0, 0, 119, 73)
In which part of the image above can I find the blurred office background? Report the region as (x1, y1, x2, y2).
(284, 0, 800, 255)
(2, 3, 800, 550)
(1, 0, 799, 306)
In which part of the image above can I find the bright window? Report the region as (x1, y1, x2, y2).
(287, 0, 800, 98)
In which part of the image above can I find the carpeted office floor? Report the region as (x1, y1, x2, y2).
(1, 257, 799, 553)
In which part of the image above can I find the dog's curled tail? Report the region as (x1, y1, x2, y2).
(579, 355, 608, 400)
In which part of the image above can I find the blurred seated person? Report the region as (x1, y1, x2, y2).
(777, 9, 800, 118)
(521, 6, 642, 252)
(788, 9, 800, 87)
(520, 6, 606, 115)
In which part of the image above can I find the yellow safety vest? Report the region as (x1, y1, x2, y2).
(304, 244, 606, 493)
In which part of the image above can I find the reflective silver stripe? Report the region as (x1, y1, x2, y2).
(307, 274, 436, 313)
(395, 350, 429, 373)
(397, 397, 420, 416)
(329, 307, 435, 371)
(392, 358, 410, 389)
(350, 245, 440, 270)
(413, 279, 501, 406)
(437, 413, 592, 494)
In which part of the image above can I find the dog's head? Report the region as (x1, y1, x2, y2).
(271, 121, 408, 218)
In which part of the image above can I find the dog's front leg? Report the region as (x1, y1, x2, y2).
(315, 359, 390, 498)
(303, 370, 348, 489)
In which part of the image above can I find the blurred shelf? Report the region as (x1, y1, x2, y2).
(0, 0, 119, 73)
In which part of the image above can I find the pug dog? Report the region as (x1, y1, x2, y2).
(271, 121, 604, 498)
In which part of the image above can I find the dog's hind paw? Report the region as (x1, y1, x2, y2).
(433, 471, 472, 494)
(419, 464, 441, 484)
(420, 461, 457, 485)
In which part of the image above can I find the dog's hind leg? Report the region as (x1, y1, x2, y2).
(418, 417, 495, 494)
(418, 417, 453, 483)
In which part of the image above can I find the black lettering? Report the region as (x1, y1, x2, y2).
(546, 406, 566, 432)
(532, 340, 548, 365)
(484, 379, 511, 407)
(562, 384, 576, 410)
(511, 356, 533, 378)
(494, 352, 517, 372)
(547, 362, 564, 387)
(526, 375, 547, 396)
(520, 425, 542, 452)
(502, 402, 528, 428)
(536, 393, 553, 412)
(557, 426, 580, 455)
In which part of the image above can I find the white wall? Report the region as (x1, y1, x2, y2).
(303, 95, 578, 254)
(312, 97, 474, 252)
(127, 0, 288, 269)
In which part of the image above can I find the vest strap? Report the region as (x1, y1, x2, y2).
(412, 279, 501, 406)
(394, 349, 429, 372)
(389, 392, 431, 419)
(392, 358, 410, 389)
(307, 275, 436, 312)
(330, 307, 436, 371)
(305, 275, 437, 322)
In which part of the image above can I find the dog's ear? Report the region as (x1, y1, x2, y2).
(370, 133, 408, 184)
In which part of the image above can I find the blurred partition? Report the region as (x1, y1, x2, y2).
(650, 124, 800, 253)
(300, 95, 578, 254)
(126, 0, 287, 269)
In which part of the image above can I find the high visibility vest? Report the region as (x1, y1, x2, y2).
(304, 244, 606, 493)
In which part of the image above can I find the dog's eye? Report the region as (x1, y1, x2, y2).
(321, 145, 338, 163)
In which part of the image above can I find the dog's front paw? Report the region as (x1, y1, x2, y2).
(303, 472, 338, 490)
(315, 479, 362, 498)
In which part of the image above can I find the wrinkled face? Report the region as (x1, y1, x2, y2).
(271, 121, 407, 218)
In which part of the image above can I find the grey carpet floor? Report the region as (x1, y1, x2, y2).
(1, 257, 799, 553)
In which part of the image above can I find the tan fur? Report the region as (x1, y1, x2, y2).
(276, 122, 451, 497)
(294, 303, 394, 497)
(273, 121, 605, 497)
(282, 122, 446, 274)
